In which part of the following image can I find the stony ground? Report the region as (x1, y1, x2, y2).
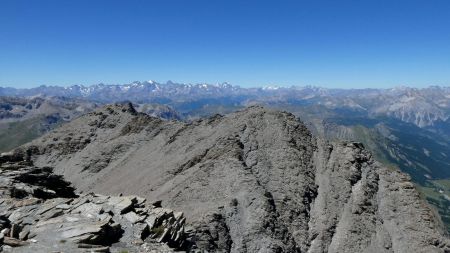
(0, 154, 190, 252)
(6, 104, 450, 252)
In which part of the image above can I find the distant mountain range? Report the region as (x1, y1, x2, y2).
(2, 82, 449, 127)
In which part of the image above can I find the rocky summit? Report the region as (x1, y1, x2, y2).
(4, 103, 450, 252)
(0, 153, 190, 252)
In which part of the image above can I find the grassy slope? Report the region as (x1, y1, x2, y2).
(0, 116, 62, 153)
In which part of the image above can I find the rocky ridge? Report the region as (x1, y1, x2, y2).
(0, 153, 189, 252)
(134, 103, 182, 121)
(10, 104, 450, 252)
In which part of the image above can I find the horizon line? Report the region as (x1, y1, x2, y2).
(1, 80, 449, 91)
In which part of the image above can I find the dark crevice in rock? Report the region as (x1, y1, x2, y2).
(80, 223, 124, 247)
(80, 143, 132, 173)
(14, 167, 77, 199)
(120, 114, 159, 135)
(166, 125, 189, 144)
(188, 213, 233, 252)
(118, 102, 138, 115)
(173, 148, 210, 175)
(203, 114, 224, 126)
(302, 186, 318, 215)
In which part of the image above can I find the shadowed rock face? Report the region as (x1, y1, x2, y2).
(14, 104, 450, 252)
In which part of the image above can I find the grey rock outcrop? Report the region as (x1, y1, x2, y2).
(134, 103, 182, 121)
(0, 154, 188, 252)
(14, 104, 450, 252)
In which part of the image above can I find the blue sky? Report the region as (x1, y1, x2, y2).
(1, 0, 450, 88)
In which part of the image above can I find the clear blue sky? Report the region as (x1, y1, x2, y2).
(1, 0, 450, 88)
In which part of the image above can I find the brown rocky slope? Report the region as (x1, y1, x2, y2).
(11, 103, 450, 252)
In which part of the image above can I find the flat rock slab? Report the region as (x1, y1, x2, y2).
(107, 196, 136, 214)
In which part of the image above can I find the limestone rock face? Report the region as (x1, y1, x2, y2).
(13, 104, 450, 252)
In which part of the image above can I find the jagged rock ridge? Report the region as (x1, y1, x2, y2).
(13, 104, 450, 252)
